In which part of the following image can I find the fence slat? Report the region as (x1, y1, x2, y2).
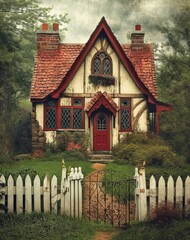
(74, 167, 79, 218)
(64, 177, 71, 216)
(25, 175, 32, 213)
(149, 175, 156, 213)
(60, 166, 66, 214)
(78, 167, 83, 218)
(16, 175, 23, 213)
(176, 176, 183, 208)
(167, 176, 174, 205)
(43, 175, 50, 212)
(185, 176, 190, 214)
(0, 175, 6, 214)
(7, 175, 14, 213)
(34, 175, 41, 212)
(158, 176, 165, 205)
(70, 168, 75, 217)
(51, 175, 58, 213)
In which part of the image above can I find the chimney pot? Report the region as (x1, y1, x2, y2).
(53, 23, 59, 31)
(135, 25, 141, 31)
(42, 23, 48, 31)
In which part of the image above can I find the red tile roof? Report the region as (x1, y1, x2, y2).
(31, 44, 84, 100)
(30, 17, 157, 101)
(122, 44, 158, 98)
(85, 91, 120, 116)
(31, 42, 157, 100)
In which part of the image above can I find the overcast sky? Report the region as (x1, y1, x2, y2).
(42, 0, 184, 44)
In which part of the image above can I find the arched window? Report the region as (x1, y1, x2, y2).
(92, 51, 112, 75)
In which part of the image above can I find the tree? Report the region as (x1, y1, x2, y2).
(0, 0, 69, 159)
(156, 4, 190, 160)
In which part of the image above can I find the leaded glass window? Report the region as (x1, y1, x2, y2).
(92, 50, 112, 75)
(46, 109, 56, 129)
(103, 58, 111, 75)
(74, 109, 82, 129)
(120, 98, 131, 131)
(121, 99, 131, 107)
(60, 98, 84, 129)
(45, 99, 57, 129)
(61, 108, 71, 128)
(121, 109, 130, 130)
(73, 99, 82, 106)
(94, 58, 101, 74)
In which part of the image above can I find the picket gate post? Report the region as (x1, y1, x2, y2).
(134, 166, 147, 221)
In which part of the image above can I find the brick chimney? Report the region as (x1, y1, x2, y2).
(36, 23, 60, 51)
(131, 25, 145, 49)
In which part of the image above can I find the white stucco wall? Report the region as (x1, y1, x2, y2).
(36, 103, 56, 143)
(36, 103, 44, 128)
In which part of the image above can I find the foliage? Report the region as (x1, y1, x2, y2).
(46, 131, 90, 156)
(0, 0, 69, 159)
(156, 4, 190, 161)
(112, 132, 183, 167)
(151, 203, 182, 225)
(113, 219, 190, 240)
(89, 74, 115, 86)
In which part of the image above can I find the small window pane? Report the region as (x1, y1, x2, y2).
(97, 114, 106, 130)
(121, 99, 131, 107)
(103, 58, 111, 75)
(46, 100, 57, 107)
(94, 58, 101, 74)
(73, 99, 82, 106)
(74, 109, 82, 129)
(99, 52, 106, 59)
(46, 109, 56, 128)
(61, 108, 71, 128)
(121, 109, 130, 130)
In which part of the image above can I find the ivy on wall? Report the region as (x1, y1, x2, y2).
(89, 74, 115, 86)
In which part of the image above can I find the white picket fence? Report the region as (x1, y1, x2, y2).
(0, 162, 83, 217)
(134, 167, 190, 221)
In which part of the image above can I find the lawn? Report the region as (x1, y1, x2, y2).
(0, 213, 115, 240)
(0, 151, 94, 181)
(1, 151, 190, 181)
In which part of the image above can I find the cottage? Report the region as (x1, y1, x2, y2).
(30, 17, 171, 153)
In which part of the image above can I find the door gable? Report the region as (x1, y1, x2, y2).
(85, 91, 119, 117)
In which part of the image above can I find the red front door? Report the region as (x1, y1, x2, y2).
(93, 111, 110, 151)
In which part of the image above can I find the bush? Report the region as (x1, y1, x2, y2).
(46, 131, 90, 156)
(151, 204, 182, 225)
(113, 132, 181, 167)
(56, 132, 72, 152)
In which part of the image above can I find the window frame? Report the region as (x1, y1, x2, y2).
(60, 97, 85, 130)
(44, 99, 58, 130)
(119, 98, 132, 132)
(91, 50, 113, 76)
(44, 98, 85, 131)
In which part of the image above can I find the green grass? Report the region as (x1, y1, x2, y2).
(0, 151, 93, 181)
(0, 213, 115, 240)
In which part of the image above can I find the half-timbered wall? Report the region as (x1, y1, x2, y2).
(35, 37, 148, 147)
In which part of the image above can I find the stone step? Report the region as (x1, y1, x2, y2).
(88, 154, 114, 163)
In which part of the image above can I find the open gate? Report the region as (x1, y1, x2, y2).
(83, 170, 136, 227)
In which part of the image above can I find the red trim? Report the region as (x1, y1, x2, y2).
(43, 97, 85, 131)
(50, 17, 156, 105)
(86, 94, 118, 117)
